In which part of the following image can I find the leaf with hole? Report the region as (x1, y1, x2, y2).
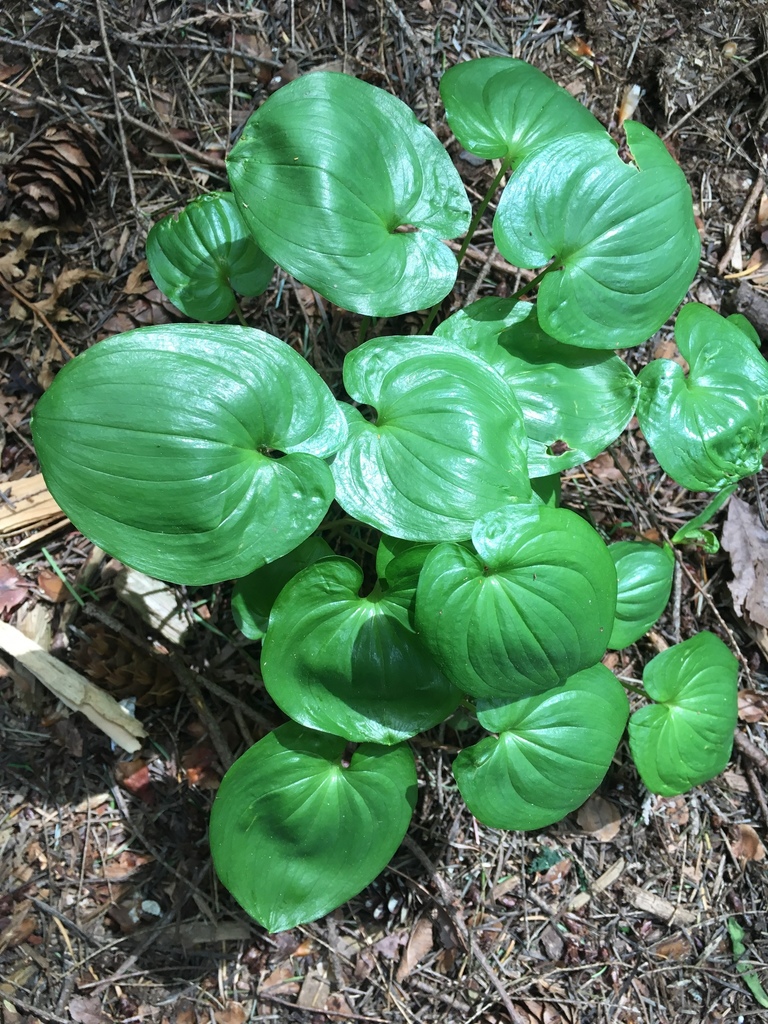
(436, 298, 638, 475)
(146, 191, 274, 321)
(261, 555, 460, 744)
(628, 631, 738, 796)
(415, 504, 617, 701)
(227, 72, 471, 316)
(637, 303, 768, 491)
(454, 664, 629, 830)
(608, 541, 675, 649)
(493, 123, 700, 349)
(331, 335, 531, 541)
(31, 325, 347, 585)
(210, 723, 417, 931)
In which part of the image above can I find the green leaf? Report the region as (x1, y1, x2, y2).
(608, 541, 675, 649)
(726, 313, 761, 348)
(436, 298, 638, 475)
(31, 325, 347, 585)
(415, 504, 617, 701)
(261, 556, 461, 744)
(637, 303, 768, 491)
(628, 631, 738, 796)
(227, 72, 471, 317)
(146, 191, 274, 321)
(210, 723, 417, 931)
(728, 918, 768, 1009)
(231, 536, 334, 640)
(440, 57, 605, 163)
(454, 664, 629, 830)
(530, 473, 561, 507)
(671, 484, 737, 553)
(331, 335, 531, 541)
(493, 123, 700, 349)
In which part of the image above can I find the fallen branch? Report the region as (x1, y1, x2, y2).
(0, 620, 146, 752)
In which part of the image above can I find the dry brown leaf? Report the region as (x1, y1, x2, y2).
(0, 901, 37, 952)
(260, 964, 300, 994)
(576, 795, 621, 842)
(0, 220, 50, 279)
(722, 497, 768, 627)
(731, 823, 766, 862)
(395, 916, 433, 981)
(27, 266, 105, 319)
(37, 567, 68, 603)
(123, 260, 153, 295)
(214, 1002, 246, 1024)
(738, 689, 768, 723)
(0, 563, 30, 613)
(114, 759, 155, 805)
(68, 995, 110, 1024)
(652, 934, 692, 960)
(296, 969, 330, 1010)
(540, 857, 572, 886)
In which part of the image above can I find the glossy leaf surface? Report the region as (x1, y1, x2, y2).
(261, 556, 460, 743)
(493, 123, 700, 349)
(146, 191, 274, 321)
(637, 303, 768, 491)
(454, 664, 629, 830)
(331, 336, 531, 541)
(415, 505, 617, 700)
(436, 298, 638, 475)
(628, 631, 738, 796)
(231, 536, 334, 640)
(440, 57, 604, 163)
(608, 541, 675, 650)
(210, 723, 416, 931)
(228, 72, 471, 316)
(32, 325, 346, 585)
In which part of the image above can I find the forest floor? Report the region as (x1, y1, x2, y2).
(1, 1, 768, 1022)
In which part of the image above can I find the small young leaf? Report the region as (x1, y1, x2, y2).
(261, 556, 461, 744)
(637, 303, 768, 491)
(628, 631, 738, 796)
(493, 123, 700, 349)
(608, 541, 675, 650)
(454, 664, 629, 830)
(671, 484, 737, 552)
(415, 504, 617, 701)
(440, 57, 605, 163)
(228, 72, 471, 316)
(210, 723, 417, 932)
(331, 335, 531, 541)
(146, 191, 274, 321)
(436, 298, 639, 475)
(32, 325, 347, 585)
(231, 536, 334, 640)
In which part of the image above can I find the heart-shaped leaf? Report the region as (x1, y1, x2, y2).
(493, 122, 700, 349)
(440, 56, 605, 163)
(210, 723, 417, 931)
(231, 536, 334, 640)
(637, 303, 768, 491)
(628, 631, 738, 796)
(608, 541, 675, 650)
(331, 335, 531, 541)
(454, 664, 629, 830)
(31, 325, 347, 585)
(436, 298, 639, 475)
(146, 191, 274, 321)
(227, 72, 471, 317)
(261, 556, 460, 744)
(415, 505, 617, 701)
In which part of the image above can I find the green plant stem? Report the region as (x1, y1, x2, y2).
(421, 155, 512, 334)
(357, 316, 371, 347)
(618, 677, 648, 699)
(509, 263, 557, 302)
(232, 298, 247, 327)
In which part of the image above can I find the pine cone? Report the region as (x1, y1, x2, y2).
(70, 623, 178, 708)
(7, 123, 102, 223)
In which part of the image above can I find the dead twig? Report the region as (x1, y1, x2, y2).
(664, 49, 768, 139)
(734, 729, 768, 772)
(717, 174, 765, 276)
(0, 274, 76, 360)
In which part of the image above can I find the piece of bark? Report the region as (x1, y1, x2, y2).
(722, 280, 768, 341)
(623, 883, 696, 926)
(0, 620, 146, 751)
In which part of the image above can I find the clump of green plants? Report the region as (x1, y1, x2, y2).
(32, 58, 763, 933)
